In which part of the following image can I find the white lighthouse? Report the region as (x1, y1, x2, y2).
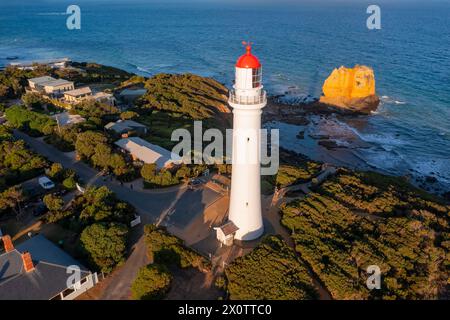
(226, 43, 267, 241)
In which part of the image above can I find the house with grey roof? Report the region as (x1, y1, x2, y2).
(105, 119, 148, 136)
(0, 234, 98, 300)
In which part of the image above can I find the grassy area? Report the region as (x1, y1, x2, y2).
(261, 161, 322, 195)
(139, 73, 228, 120)
(139, 110, 227, 150)
(139, 111, 194, 150)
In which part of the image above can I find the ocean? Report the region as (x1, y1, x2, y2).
(1, 0, 449, 191)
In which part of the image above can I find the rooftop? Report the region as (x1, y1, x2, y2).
(105, 119, 147, 133)
(236, 44, 261, 69)
(52, 112, 86, 126)
(42, 78, 73, 87)
(218, 221, 239, 236)
(114, 137, 181, 168)
(0, 234, 90, 300)
(28, 76, 73, 88)
(64, 87, 92, 97)
(28, 76, 55, 84)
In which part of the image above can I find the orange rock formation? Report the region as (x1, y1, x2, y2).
(319, 65, 379, 114)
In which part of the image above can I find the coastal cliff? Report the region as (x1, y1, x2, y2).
(319, 65, 380, 114)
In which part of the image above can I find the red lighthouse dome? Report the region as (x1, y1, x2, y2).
(236, 44, 261, 69)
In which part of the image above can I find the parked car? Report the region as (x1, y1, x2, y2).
(38, 176, 55, 190)
(188, 178, 203, 190)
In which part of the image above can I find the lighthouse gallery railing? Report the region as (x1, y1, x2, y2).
(229, 90, 267, 105)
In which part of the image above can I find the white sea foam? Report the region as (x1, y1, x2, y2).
(36, 12, 67, 16)
(136, 66, 152, 74)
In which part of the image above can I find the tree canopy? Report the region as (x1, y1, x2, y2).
(0, 139, 47, 191)
(131, 264, 172, 300)
(144, 224, 208, 270)
(73, 186, 136, 225)
(80, 222, 128, 273)
(75, 131, 131, 178)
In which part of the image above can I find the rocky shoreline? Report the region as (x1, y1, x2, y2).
(264, 96, 450, 199)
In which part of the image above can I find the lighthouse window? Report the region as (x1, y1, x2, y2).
(252, 68, 262, 88)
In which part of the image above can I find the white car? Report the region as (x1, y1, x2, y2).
(38, 176, 55, 190)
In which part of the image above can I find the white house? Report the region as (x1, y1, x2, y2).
(52, 112, 86, 127)
(114, 137, 181, 169)
(63, 87, 116, 106)
(92, 91, 116, 106)
(28, 76, 74, 95)
(63, 87, 93, 103)
(215, 221, 239, 246)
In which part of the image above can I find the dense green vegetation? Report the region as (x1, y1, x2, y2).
(44, 186, 135, 272)
(80, 222, 128, 273)
(141, 163, 179, 188)
(0, 65, 52, 100)
(139, 110, 198, 150)
(0, 125, 47, 216)
(46, 162, 78, 190)
(139, 73, 228, 120)
(223, 236, 317, 300)
(55, 62, 132, 85)
(0, 186, 24, 217)
(130, 224, 209, 300)
(5, 105, 55, 136)
(75, 130, 133, 179)
(46, 186, 135, 227)
(22, 92, 46, 110)
(43, 193, 64, 213)
(45, 122, 97, 152)
(131, 264, 173, 300)
(71, 100, 119, 123)
(276, 163, 322, 187)
(280, 168, 450, 299)
(144, 224, 209, 270)
(261, 152, 322, 194)
(0, 135, 47, 191)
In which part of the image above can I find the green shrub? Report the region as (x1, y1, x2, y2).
(224, 236, 317, 300)
(131, 264, 172, 300)
(280, 168, 450, 299)
(143, 224, 209, 270)
(63, 176, 77, 190)
(80, 222, 128, 273)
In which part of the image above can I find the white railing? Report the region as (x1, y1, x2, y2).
(229, 90, 267, 105)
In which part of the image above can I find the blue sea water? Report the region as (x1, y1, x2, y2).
(0, 0, 449, 190)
